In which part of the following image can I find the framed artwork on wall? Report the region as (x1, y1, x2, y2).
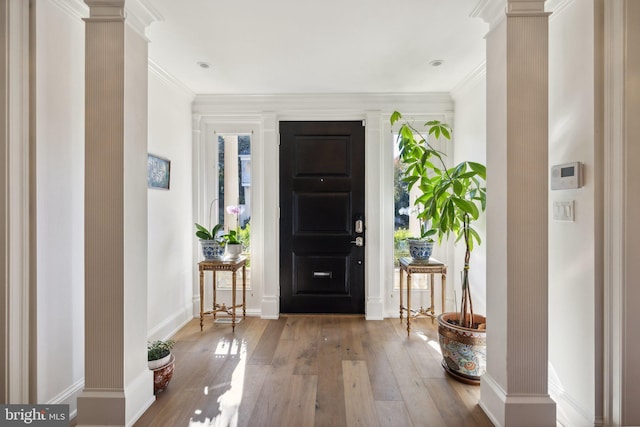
(147, 153, 171, 190)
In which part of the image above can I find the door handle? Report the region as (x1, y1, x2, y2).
(313, 271, 333, 278)
(351, 237, 364, 247)
(355, 219, 364, 233)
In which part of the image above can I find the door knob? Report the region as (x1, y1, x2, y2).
(351, 237, 364, 247)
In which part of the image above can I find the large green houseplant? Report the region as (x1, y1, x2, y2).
(391, 111, 487, 383)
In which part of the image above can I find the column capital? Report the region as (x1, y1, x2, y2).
(472, 0, 549, 30)
(507, 0, 546, 13)
(84, 0, 125, 20)
(84, 0, 163, 39)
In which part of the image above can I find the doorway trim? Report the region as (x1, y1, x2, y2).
(192, 93, 454, 320)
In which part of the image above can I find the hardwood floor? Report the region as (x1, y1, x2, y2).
(134, 315, 493, 427)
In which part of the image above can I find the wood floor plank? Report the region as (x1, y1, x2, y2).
(384, 340, 448, 427)
(375, 401, 414, 427)
(447, 377, 494, 427)
(248, 338, 296, 426)
(237, 364, 270, 427)
(281, 374, 318, 427)
(361, 320, 403, 401)
(341, 317, 366, 360)
(342, 360, 380, 427)
(292, 317, 320, 375)
(248, 317, 287, 365)
(423, 378, 475, 427)
(315, 318, 348, 427)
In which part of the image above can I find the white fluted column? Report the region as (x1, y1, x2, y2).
(479, 0, 556, 425)
(224, 135, 240, 229)
(77, 1, 159, 424)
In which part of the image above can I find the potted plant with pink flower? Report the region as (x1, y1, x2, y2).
(223, 204, 244, 259)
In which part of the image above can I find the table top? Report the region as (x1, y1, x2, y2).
(398, 257, 446, 269)
(198, 256, 247, 270)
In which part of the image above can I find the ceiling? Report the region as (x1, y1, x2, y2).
(144, 0, 488, 95)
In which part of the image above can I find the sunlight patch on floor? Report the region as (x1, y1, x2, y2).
(189, 338, 247, 427)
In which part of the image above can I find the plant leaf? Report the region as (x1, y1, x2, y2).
(390, 111, 402, 125)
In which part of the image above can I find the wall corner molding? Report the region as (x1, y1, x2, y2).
(603, 0, 626, 425)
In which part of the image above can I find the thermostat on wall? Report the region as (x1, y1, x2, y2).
(551, 162, 583, 190)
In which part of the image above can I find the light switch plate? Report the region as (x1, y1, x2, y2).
(553, 200, 574, 221)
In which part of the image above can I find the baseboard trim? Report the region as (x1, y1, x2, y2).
(365, 298, 384, 320)
(480, 373, 556, 427)
(260, 296, 279, 319)
(48, 378, 84, 421)
(125, 369, 154, 427)
(549, 378, 594, 427)
(148, 304, 192, 341)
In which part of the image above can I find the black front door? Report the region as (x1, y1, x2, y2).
(279, 121, 365, 314)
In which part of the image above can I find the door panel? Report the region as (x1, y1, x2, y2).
(280, 121, 365, 314)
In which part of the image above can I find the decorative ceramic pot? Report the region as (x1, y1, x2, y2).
(200, 240, 225, 260)
(225, 243, 243, 260)
(437, 312, 487, 385)
(407, 238, 434, 261)
(152, 354, 175, 394)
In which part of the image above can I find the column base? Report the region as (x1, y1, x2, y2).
(77, 390, 126, 426)
(260, 296, 279, 319)
(365, 298, 384, 320)
(76, 369, 154, 426)
(480, 374, 557, 427)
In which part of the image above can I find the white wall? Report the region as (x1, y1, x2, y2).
(548, 1, 600, 425)
(452, 70, 487, 317)
(146, 68, 194, 341)
(34, 0, 85, 414)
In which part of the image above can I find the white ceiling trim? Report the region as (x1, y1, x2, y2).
(49, 0, 88, 20)
(125, 0, 163, 40)
(148, 59, 194, 99)
(546, 0, 576, 20)
(471, 0, 507, 29)
(451, 60, 487, 101)
(192, 93, 454, 117)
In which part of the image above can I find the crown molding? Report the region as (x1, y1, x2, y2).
(451, 60, 487, 100)
(148, 59, 195, 100)
(546, 0, 575, 20)
(124, 0, 163, 40)
(49, 0, 88, 20)
(470, 0, 506, 29)
(192, 93, 454, 117)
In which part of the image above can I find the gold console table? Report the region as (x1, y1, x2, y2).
(198, 257, 246, 332)
(399, 257, 447, 336)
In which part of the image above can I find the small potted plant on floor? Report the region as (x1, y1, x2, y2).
(148, 339, 175, 394)
(391, 111, 487, 384)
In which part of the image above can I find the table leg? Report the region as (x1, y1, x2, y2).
(232, 270, 237, 332)
(430, 272, 435, 323)
(199, 269, 204, 331)
(212, 271, 217, 319)
(242, 265, 246, 318)
(441, 272, 446, 317)
(407, 272, 411, 336)
(399, 268, 404, 322)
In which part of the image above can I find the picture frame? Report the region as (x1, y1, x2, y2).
(147, 153, 171, 190)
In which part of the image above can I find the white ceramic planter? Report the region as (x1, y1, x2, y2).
(225, 243, 243, 260)
(148, 353, 171, 370)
